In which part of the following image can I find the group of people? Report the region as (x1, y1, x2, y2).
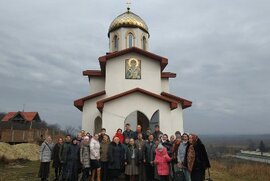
(39, 123, 210, 181)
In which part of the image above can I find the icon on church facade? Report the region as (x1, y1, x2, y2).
(125, 58, 141, 79)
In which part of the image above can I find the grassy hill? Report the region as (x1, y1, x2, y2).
(0, 158, 269, 181)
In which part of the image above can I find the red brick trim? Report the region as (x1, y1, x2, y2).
(96, 88, 178, 112)
(74, 91, 106, 111)
(161, 92, 192, 109)
(161, 72, 177, 78)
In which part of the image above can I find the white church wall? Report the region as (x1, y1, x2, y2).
(82, 96, 105, 134)
(161, 78, 170, 92)
(101, 93, 183, 138)
(105, 53, 162, 96)
(89, 77, 105, 94)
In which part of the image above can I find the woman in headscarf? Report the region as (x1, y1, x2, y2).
(189, 134, 210, 181)
(114, 128, 124, 144)
(66, 138, 81, 181)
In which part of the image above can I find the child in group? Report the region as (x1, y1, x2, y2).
(154, 144, 171, 181)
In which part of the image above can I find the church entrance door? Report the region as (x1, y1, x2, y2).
(124, 111, 149, 133)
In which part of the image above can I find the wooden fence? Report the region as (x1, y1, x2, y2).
(0, 129, 64, 144)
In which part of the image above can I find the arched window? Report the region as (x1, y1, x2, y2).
(113, 35, 118, 51)
(128, 33, 133, 48)
(142, 36, 147, 50)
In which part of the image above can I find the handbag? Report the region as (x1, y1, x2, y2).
(205, 168, 213, 181)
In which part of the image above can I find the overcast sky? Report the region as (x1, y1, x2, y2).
(0, 0, 269, 134)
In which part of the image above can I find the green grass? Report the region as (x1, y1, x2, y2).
(1, 158, 269, 181)
(0, 161, 54, 181)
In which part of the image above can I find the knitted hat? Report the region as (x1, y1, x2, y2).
(157, 144, 163, 150)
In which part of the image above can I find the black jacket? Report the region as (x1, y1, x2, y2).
(108, 142, 125, 170)
(143, 141, 155, 163)
(162, 140, 173, 156)
(125, 145, 140, 165)
(52, 143, 62, 167)
(192, 138, 211, 170)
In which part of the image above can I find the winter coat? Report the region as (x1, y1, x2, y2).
(90, 138, 100, 160)
(40, 141, 54, 162)
(67, 143, 80, 162)
(108, 142, 125, 170)
(123, 130, 135, 139)
(52, 143, 62, 167)
(125, 145, 140, 165)
(60, 141, 71, 164)
(162, 140, 173, 156)
(133, 131, 147, 140)
(172, 141, 180, 163)
(143, 140, 155, 164)
(192, 138, 210, 171)
(100, 141, 110, 162)
(154, 147, 171, 176)
(80, 144, 91, 168)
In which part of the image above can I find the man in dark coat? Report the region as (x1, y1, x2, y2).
(59, 135, 71, 180)
(123, 123, 135, 139)
(143, 134, 156, 181)
(153, 125, 163, 141)
(108, 136, 125, 181)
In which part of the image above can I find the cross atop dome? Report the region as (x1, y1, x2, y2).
(126, 0, 131, 11)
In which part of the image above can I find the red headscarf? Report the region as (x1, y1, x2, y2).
(114, 128, 124, 143)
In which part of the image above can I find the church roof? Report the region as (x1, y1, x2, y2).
(96, 88, 178, 112)
(161, 92, 192, 109)
(99, 47, 168, 73)
(1, 112, 40, 122)
(108, 10, 149, 37)
(74, 90, 106, 111)
(74, 88, 192, 112)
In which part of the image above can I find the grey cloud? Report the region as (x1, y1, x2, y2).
(0, 0, 269, 134)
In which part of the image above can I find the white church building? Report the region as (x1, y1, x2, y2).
(74, 9, 192, 137)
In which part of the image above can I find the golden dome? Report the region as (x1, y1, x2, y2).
(108, 10, 149, 37)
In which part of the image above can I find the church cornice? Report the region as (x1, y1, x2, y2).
(74, 90, 106, 111)
(96, 87, 178, 112)
(161, 92, 192, 109)
(161, 72, 177, 78)
(98, 47, 168, 74)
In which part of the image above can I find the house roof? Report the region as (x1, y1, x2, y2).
(1, 112, 39, 122)
(161, 92, 192, 109)
(74, 90, 106, 111)
(96, 88, 178, 112)
(98, 47, 168, 73)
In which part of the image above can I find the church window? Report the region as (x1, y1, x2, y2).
(142, 36, 147, 50)
(128, 33, 133, 48)
(113, 35, 118, 51)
